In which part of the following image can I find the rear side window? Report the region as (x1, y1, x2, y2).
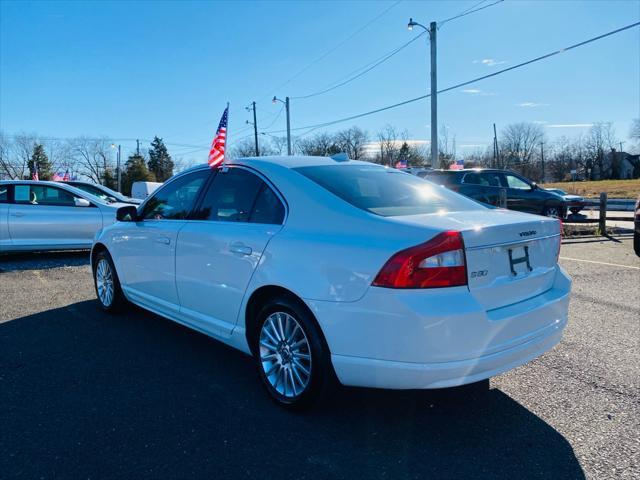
(141, 170, 209, 220)
(295, 164, 484, 217)
(423, 172, 460, 187)
(195, 168, 284, 224)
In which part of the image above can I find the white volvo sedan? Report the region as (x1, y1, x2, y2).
(91, 156, 571, 408)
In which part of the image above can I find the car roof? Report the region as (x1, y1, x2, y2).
(182, 156, 377, 173)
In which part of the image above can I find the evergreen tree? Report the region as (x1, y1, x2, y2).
(147, 136, 174, 181)
(28, 144, 53, 180)
(102, 168, 117, 191)
(122, 153, 155, 196)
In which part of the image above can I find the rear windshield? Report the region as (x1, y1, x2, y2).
(294, 164, 484, 217)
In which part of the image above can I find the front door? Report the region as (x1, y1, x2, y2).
(114, 169, 210, 317)
(501, 172, 537, 213)
(175, 167, 285, 337)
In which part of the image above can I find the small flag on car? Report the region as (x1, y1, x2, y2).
(449, 159, 464, 170)
(208, 105, 229, 168)
(32, 163, 39, 181)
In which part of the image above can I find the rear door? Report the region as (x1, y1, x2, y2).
(8, 184, 102, 249)
(175, 166, 285, 337)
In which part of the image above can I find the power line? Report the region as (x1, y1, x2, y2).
(264, 21, 640, 134)
(291, 31, 427, 100)
(254, 0, 403, 102)
(438, 0, 504, 29)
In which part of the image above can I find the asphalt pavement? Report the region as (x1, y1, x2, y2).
(0, 237, 638, 479)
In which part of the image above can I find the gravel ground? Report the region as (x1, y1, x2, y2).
(0, 237, 638, 479)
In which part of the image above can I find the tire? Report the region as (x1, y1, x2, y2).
(92, 250, 126, 313)
(634, 229, 640, 257)
(569, 207, 581, 215)
(543, 205, 561, 218)
(252, 295, 335, 410)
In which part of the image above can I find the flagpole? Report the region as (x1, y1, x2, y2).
(223, 102, 229, 165)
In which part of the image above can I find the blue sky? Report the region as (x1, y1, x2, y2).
(1, 0, 639, 161)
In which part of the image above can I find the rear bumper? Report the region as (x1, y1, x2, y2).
(308, 267, 571, 389)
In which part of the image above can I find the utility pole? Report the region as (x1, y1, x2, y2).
(408, 18, 437, 168)
(111, 143, 122, 192)
(273, 96, 292, 155)
(429, 21, 438, 169)
(493, 123, 499, 168)
(285, 97, 291, 156)
(252, 101, 259, 156)
(540, 142, 545, 183)
(136, 139, 140, 156)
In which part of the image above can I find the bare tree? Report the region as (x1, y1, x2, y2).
(68, 136, 114, 184)
(584, 122, 616, 179)
(629, 118, 640, 154)
(500, 122, 545, 169)
(334, 127, 369, 159)
(374, 125, 400, 166)
(296, 132, 340, 157)
(438, 125, 456, 168)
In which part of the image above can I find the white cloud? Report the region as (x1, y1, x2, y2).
(458, 144, 487, 148)
(532, 120, 548, 124)
(473, 58, 506, 67)
(516, 102, 549, 108)
(546, 124, 594, 128)
(461, 88, 496, 96)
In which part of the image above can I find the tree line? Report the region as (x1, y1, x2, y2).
(2, 118, 638, 195)
(0, 134, 175, 194)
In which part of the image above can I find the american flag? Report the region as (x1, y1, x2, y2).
(208, 106, 228, 168)
(32, 163, 39, 181)
(449, 159, 465, 170)
(395, 158, 408, 169)
(53, 170, 70, 181)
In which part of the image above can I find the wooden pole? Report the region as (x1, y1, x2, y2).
(599, 192, 607, 235)
(499, 188, 507, 208)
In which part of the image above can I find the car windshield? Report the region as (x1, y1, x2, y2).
(71, 183, 118, 202)
(294, 164, 485, 217)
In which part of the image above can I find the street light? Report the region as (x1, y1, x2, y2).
(245, 102, 259, 156)
(110, 143, 122, 193)
(407, 17, 438, 169)
(273, 96, 291, 155)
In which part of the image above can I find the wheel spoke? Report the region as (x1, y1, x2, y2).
(293, 359, 310, 377)
(259, 339, 277, 352)
(288, 369, 297, 396)
(267, 318, 282, 341)
(262, 325, 279, 346)
(260, 353, 277, 361)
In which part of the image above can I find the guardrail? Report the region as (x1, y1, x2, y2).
(582, 198, 636, 211)
(563, 192, 634, 233)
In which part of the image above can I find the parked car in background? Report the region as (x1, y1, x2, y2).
(544, 188, 585, 215)
(91, 157, 570, 409)
(131, 181, 162, 200)
(405, 167, 433, 178)
(0, 180, 127, 253)
(634, 196, 640, 256)
(423, 168, 567, 218)
(63, 180, 142, 205)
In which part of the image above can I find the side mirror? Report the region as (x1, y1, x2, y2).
(530, 182, 538, 190)
(74, 197, 91, 207)
(116, 205, 139, 222)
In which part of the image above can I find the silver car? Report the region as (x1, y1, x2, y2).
(0, 180, 126, 253)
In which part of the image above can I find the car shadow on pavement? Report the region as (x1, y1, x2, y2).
(0, 250, 90, 272)
(0, 300, 585, 480)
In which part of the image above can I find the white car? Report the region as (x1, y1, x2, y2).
(0, 180, 129, 253)
(91, 156, 571, 409)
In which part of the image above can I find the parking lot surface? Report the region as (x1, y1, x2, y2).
(1, 237, 638, 479)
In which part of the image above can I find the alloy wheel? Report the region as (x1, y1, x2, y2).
(545, 207, 560, 218)
(259, 311, 312, 398)
(96, 258, 114, 307)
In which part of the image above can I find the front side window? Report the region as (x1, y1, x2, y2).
(295, 164, 484, 217)
(14, 185, 77, 206)
(141, 170, 209, 220)
(504, 174, 531, 190)
(0, 185, 8, 203)
(70, 183, 113, 202)
(479, 172, 503, 187)
(195, 167, 283, 224)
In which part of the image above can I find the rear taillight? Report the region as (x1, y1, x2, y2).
(557, 219, 562, 261)
(372, 231, 467, 289)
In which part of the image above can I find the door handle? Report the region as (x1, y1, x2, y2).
(10, 212, 25, 217)
(230, 242, 252, 255)
(155, 236, 171, 245)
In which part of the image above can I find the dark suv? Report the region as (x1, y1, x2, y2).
(423, 169, 566, 218)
